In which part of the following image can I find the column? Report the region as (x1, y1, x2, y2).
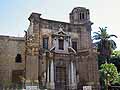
(74, 64, 77, 84)
(73, 63, 77, 89)
(71, 61, 77, 89)
(46, 64, 50, 88)
(68, 63, 71, 89)
(47, 62, 49, 83)
(50, 59, 55, 89)
(71, 61, 74, 84)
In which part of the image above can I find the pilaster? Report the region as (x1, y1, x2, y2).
(49, 59, 55, 89)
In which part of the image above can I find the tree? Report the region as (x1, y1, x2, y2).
(93, 27, 117, 63)
(100, 63, 119, 90)
(112, 73, 120, 86)
(110, 50, 120, 72)
(112, 50, 120, 57)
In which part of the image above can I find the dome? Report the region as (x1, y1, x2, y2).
(69, 7, 90, 24)
(70, 7, 88, 14)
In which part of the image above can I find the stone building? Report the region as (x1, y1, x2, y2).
(0, 7, 99, 89)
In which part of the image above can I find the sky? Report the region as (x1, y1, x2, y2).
(0, 0, 120, 50)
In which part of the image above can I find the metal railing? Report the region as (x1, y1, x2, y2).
(0, 83, 101, 90)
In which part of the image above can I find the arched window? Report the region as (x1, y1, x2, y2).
(59, 39, 64, 50)
(80, 13, 82, 20)
(72, 41, 77, 51)
(82, 13, 85, 19)
(15, 54, 22, 63)
(74, 12, 78, 20)
(43, 37, 49, 49)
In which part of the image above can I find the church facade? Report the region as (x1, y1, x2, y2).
(0, 7, 99, 90)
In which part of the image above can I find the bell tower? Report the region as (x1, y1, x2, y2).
(69, 7, 90, 24)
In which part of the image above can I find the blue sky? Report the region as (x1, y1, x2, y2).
(0, 0, 120, 50)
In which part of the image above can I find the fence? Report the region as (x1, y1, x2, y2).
(108, 86, 120, 90)
(0, 83, 101, 90)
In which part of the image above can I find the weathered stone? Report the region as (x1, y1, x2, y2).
(0, 7, 100, 90)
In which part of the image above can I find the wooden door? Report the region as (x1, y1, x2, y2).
(12, 70, 24, 84)
(55, 67, 66, 90)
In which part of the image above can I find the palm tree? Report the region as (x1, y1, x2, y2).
(93, 27, 117, 63)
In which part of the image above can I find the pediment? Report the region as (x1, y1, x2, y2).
(57, 27, 67, 35)
(53, 27, 69, 37)
(58, 31, 66, 35)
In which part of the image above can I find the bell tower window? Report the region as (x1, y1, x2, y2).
(59, 39, 64, 50)
(82, 13, 85, 19)
(80, 13, 82, 20)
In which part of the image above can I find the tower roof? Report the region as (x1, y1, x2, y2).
(70, 7, 89, 14)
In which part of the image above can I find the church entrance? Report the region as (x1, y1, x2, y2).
(55, 67, 66, 90)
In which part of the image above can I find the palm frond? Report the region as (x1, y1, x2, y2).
(107, 35, 118, 39)
(92, 35, 101, 40)
(109, 40, 117, 50)
(93, 32, 100, 35)
(99, 27, 107, 32)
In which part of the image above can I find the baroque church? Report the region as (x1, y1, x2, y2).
(0, 7, 100, 90)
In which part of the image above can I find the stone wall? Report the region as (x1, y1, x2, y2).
(0, 35, 25, 82)
(0, 7, 100, 89)
(27, 12, 99, 89)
